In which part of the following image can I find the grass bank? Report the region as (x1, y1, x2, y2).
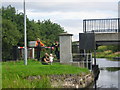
(95, 46, 120, 58)
(96, 50, 120, 58)
(2, 59, 89, 88)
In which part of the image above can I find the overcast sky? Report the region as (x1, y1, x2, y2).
(2, 0, 119, 41)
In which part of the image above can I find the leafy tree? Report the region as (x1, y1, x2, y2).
(38, 20, 64, 46)
(106, 45, 120, 52)
(2, 5, 65, 60)
(2, 5, 16, 21)
(2, 19, 22, 60)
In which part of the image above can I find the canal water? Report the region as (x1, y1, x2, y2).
(94, 58, 120, 89)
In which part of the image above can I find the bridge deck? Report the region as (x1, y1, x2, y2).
(95, 32, 120, 45)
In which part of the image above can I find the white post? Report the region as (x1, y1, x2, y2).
(32, 48, 35, 59)
(24, 0, 27, 65)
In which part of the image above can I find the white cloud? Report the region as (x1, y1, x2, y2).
(27, 11, 117, 21)
(63, 26, 82, 41)
(2, 0, 119, 41)
(2, 2, 118, 12)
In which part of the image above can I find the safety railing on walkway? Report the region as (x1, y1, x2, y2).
(83, 18, 120, 33)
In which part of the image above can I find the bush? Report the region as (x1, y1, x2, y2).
(97, 46, 107, 52)
(96, 52, 105, 58)
(96, 45, 120, 58)
(104, 50, 112, 55)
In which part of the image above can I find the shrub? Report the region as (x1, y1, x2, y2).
(97, 46, 107, 52)
(104, 50, 112, 55)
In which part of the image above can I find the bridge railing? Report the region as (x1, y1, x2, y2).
(83, 18, 120, 33)
(86, 29, 118, 33)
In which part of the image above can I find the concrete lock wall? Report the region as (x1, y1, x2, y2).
(59, 33, 73, 64)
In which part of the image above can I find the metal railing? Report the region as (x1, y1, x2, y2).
(83, 18, 120, 33)
(72, 44, 93, 70)
(72, 53, 93, 70)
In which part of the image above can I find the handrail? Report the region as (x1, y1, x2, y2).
(83, 18, 119, 33)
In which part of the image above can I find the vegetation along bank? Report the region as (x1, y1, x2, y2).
(96, 45, 120, 59)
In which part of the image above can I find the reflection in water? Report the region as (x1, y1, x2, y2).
(100, 67, 120, 72)
(96, 58, 119, 68)
(97, 69, 119, 88)
(94, 58, 120, 88)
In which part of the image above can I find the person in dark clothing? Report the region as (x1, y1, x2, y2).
(36, 41, 41, 61)
(54, 41, 60, 60)
(41, 53, 50, 65)
(50, 43, 54, 53)
(36, 38, 44, 61)
(12, 46, 19, 61)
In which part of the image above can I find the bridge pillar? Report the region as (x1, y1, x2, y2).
(59, 33, 73, 64)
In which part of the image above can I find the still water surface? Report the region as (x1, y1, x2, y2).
(94, 58, 120, 88)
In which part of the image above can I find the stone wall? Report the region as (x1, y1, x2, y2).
(27, 73, 94, 88)
(49, 73, 94, 88)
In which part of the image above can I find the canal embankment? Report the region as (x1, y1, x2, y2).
(27, 73, 94, 88)
(2, 59, 93, 88)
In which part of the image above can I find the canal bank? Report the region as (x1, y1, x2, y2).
(50, 73, 93, 88)
(2, 60, 92, 88)
(27, 73, 94, 88)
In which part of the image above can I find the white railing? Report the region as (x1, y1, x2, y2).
(73, 53, 93, 70)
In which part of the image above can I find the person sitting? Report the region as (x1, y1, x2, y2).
(41, 53, 50, 65)
(49, 54, 54, 65)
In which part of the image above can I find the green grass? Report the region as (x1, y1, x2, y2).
(2, 59, 89, 88)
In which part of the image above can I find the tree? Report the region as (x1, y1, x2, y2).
(38, 19, 64, 46)
(2, 5, 65, 60)
(2, 5, 16, 21)
(2, 19, 22, 60)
